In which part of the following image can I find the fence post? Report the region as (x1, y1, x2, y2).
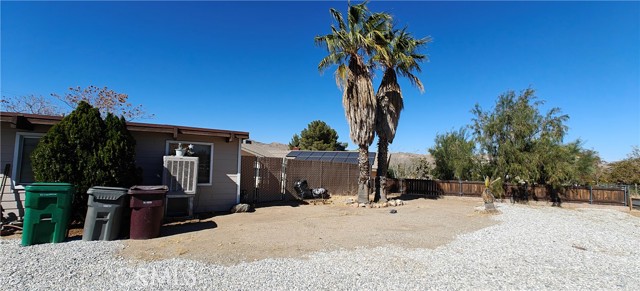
(280, 158, 287, 200)
(255, 159, 261, 202)
(624, 185, 628, 207)
(320, 161, 324, 188)
(459, 180, 463, 196)
(589, 185, 593, 204)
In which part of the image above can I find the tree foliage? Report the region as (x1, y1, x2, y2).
(538, 140, 600, 188)
(289, 120, 347, 151)
(388, 157, 431, 179)
(471, 88, 572, 185)
(99, 114, 141, 187)
(289, 134, 301, 149)
(317, 1, 430, 202)
(606, 146, 640, 185)
(426, 88, 600, 189)
(429, 128, 476, 181)
(2, 85, 152, 120)
(31, 101, 141, 223)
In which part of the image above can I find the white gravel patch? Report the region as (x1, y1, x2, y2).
(1, 203, 639, 290)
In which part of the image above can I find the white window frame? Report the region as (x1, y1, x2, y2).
(11, 132, 45, 189)
(165, 140, 214, 186)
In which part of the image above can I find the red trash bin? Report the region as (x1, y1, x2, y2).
(128, 185, 168, 239)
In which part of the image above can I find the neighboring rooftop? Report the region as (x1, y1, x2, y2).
(287, 150, 376, 166)
(241, 140, 291, 158)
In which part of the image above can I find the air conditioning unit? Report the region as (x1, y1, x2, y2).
(163, 156, 199, 217)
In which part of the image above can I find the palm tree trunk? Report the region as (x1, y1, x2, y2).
(357, 145, 371, 203)
(376, 136, 389, 202)
(343, 55, 376, 204)
(375, 68, 402, 203)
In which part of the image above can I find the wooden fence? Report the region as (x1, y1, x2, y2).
(240, 160, 629, 206)
(240, 157, 359, 203)
(398, 179, 629, 206)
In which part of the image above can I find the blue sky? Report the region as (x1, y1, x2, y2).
(2, 1, 639, 162)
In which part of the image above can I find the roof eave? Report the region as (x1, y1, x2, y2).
(0, 111, 249, 141)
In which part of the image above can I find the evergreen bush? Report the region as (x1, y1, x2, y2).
(31, 101, 140, 223)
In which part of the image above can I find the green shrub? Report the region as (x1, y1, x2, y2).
(31, 101, 140, 223)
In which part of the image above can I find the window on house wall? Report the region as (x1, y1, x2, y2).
(13, 133, 44, 185)
(166, 141, 214, 185)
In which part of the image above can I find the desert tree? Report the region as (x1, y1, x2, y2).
(52, 85, 153, 120)
(471, 88, 569, 184)
(2, 85, 153, 121)
(1, 94, 63, 115)
(289, 120, 347, 151)
(606, 146, 640, 185)
(429, 128, 476, 181)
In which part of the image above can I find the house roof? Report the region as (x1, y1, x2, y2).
(0, 112, 249, 141)
(241, 141, 291, 158)
(287, 150, 376, 166)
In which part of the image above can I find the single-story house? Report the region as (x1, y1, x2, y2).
(0, 112, 249, 217)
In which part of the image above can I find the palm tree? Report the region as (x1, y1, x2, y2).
(374, 28, 430, 202)
(316, 1, 390, 203)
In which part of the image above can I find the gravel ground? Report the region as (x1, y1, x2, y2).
(1, 203, 639, 290)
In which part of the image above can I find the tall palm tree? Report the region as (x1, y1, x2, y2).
(374, 28, 430, 202)
(316, 1, 390, 203)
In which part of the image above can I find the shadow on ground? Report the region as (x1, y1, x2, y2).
(252, 199, 308, 209)
(392, 193, 442, 201)
(160, 220, 217, 237)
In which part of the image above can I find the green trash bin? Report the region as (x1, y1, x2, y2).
(82, 186, 129, 241)
(22, 183, 74, 246)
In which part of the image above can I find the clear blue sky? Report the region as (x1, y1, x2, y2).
(2, 1, 639, 162)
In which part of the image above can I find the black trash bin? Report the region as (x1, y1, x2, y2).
(82, 186, 128, 241)
(128, 185, 168, 240)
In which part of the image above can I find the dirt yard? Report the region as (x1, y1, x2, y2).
(120, 196, 497, 265)
(4, 195, 636, 265)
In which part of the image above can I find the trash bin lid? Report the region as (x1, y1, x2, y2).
(25, 183, 74, 192)
(128, 185, 169, 195)
(88, 186, 129, 200)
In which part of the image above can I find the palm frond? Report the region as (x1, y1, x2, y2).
(375, 26, 430, 93)
(400, 71, 424, 93)
(334, 64, 349, 90)
(329, 8, 346, 31)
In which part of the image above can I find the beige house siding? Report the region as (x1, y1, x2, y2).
(134, 132, 241, 212)
(132, 132, 171, 185)
(0, 122, 50, 218)
(1, 123, 18, 173)
(200, 138, 239, 212)
(0, 119, 244, 216)
(1, 122, 19, 217)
